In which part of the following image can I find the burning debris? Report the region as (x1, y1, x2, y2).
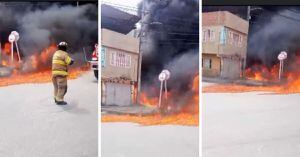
(102, 113, 198, 126)
(245, 8, 300, 87)
(137, 0, 199, 114)
(0, 2, 98, 84)
(0, 67, 89, 87)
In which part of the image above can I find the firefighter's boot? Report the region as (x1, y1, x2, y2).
(56, 101, 67, 105)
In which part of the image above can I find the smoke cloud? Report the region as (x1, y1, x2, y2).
(0, 2, 98, 58)
(138, 0, 199, 92)
(165, 50, 199, 92)
(247, 9, 300, 68)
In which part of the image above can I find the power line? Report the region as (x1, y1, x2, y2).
(101, 1, 199, 24)
(150, 30, 198, 35)
(286, 8, 300, 14)
(103, 15, 198, 29)
(263, 8, 300, 23)
(167, 39, 199, 41)
(102, 1, 139, 11)
(102, 1, 146, 15)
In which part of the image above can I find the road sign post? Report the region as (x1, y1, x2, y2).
(278, 51, 287, 80)
(11, 31, 21, 62)
(158, 69, 171, 109)
(158, 72, 166, 108)
(8, 31, 21, 65)
(8, 34, 15, 65)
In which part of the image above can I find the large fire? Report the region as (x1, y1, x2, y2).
(204, 53, 300, 94)
(101, 113, 198, 126)
(140, 74, 199, 112)
(102, 74, 199, 126)
(0, 42, 89, 87)
(245, 64, 279, 82)
(0, 68, 89, 87)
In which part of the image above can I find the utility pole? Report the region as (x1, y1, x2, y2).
(136, 0, 145, 105)
(243, 6, 263, 78)
(242, 6, 251, 78)
(0, 42, 2, 66)
(247, 6, 251, 21)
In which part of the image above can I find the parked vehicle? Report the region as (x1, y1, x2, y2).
(91, 44, 98, 79)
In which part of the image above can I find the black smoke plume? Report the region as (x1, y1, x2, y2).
(138, 0, 199, 109)
(247, 8, 300, 70)
(0, 2, 98, 60)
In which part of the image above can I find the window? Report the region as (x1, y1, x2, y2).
(101, 46, 106, 67)
(110, 51, 131, 68)
(233, 33, 239, 46)
(228, 31, 243, 47)
(203, 29, 215, 42)
(238, 36, 243, 47)
(203, 58, 212, 69)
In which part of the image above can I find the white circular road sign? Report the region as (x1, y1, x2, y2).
(162, 69, 171, 80)
(8, 34, 15, 43)
(11, 31, 19, 41)
(158, 72, 167, 81)
(278, 51, 287, 60)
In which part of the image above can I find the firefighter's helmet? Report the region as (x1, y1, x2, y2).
(57, 41, 68, 51)
(58, 41, 68, 46)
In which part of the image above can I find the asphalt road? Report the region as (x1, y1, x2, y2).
(204, 91, 300, 157)
(102, 122, 199, 157)
(0, 71, 98, 157)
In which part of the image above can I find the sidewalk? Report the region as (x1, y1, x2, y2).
(101, 105, 158, 116)
(202, 76, 234, 84)
(203, 76, 282, 86)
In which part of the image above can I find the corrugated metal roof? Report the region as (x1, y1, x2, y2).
(101, 4, 140, 34)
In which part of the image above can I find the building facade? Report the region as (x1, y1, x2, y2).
(101, 29, 139, 106)
(202, 11, 249, 79)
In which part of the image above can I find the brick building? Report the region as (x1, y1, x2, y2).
(101, 4, 140, 106)
(202, 11, 249, 79)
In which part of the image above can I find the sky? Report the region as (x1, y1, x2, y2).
(102, 0, 142, 8)
(102, 0, 142, 15)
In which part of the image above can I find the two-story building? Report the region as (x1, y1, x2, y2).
(101, 4, 140, 106)
(202, 11, 249, 79)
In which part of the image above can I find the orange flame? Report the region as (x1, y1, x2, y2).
(102, 74, 199, 126)
(204, 55, 300, 94)
(102, 113, 198, 126)
(139, 92, 158, 107)
(245, 64, 279, 82)
(0, 43, 89, 87)
(0, 68, 88, 87)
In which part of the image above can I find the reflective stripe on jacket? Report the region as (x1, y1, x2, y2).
(52, 50, 72, 76)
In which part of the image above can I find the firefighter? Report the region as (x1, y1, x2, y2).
(52, 41, 74, 105)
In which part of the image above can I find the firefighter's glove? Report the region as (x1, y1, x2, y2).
(70, 59, 74, 65)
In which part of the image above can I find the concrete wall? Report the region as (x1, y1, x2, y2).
(202, 26, 248, 57)
(101, 46, 139, 81)
(101, 29, 139, 54)
(203, 11, 249, 34)
(101, 29, 139, 81)
(202, 54, 221, 77)
(219, 27, 248, 58)
(104, 82, 132, 106)
(202, 26, 221, 55)
(220, 57, 242, 79)
(202, 53, 242, 79)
